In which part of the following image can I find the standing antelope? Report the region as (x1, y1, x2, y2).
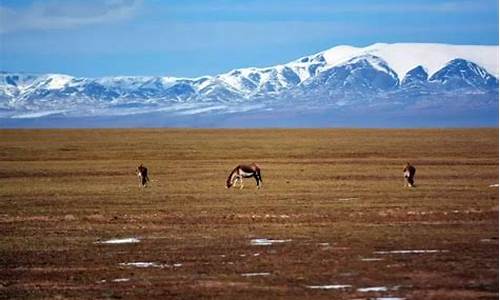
(137, 164, 150, 188)
(226, 163, 263, 189)
(403, 162, 416, 187)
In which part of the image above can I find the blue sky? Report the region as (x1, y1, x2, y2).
(0, 0, 498, 77)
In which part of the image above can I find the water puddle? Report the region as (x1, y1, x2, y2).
(250, 238, 292, 246)
(306, 284, 352, 290)
(96, 238, 140, 244)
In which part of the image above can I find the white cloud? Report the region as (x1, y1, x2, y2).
(0, 0, 142, 34)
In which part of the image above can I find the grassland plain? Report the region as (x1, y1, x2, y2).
(0, 128, 498, 300)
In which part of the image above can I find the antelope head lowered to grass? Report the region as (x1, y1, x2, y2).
(403, 162, 416, 187)
(226, 163, 263, 189)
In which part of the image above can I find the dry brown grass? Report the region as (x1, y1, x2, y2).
(0, 129, 498, 299)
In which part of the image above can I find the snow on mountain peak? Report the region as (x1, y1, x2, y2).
(319, 43, 498, 81)
(176, 43, 498, 96)
(44, 74, 74, 90)
(320, 45, 365, 66)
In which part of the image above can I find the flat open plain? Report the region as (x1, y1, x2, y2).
(0, 129, 498, 299)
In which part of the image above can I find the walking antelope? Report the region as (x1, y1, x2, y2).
(137, 164, 150, 188)
(226, 163, 263, 189)
(403, 162, 416, 187)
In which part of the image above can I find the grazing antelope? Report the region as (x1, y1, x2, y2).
(403, 162, 416, 187)
(137, 164, 150, 188)
(226, 163, 263, 189)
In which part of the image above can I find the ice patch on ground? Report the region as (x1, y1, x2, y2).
(307, 284, 352, 290)
(374, 249, 449, 254)
(120, 262, 166, 268)
(360, 257, 384, 261)
(250, 238, 292, 246)
(99, 278, 130, 283)
(96, 238, 140, 244)
(489, 183, 498, 187)
(241, 272, 271, 277)
(357, 286, 388, 292)
(480, 238, 498, 243)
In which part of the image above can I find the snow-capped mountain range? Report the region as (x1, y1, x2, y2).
(0, 43, 498, 127)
